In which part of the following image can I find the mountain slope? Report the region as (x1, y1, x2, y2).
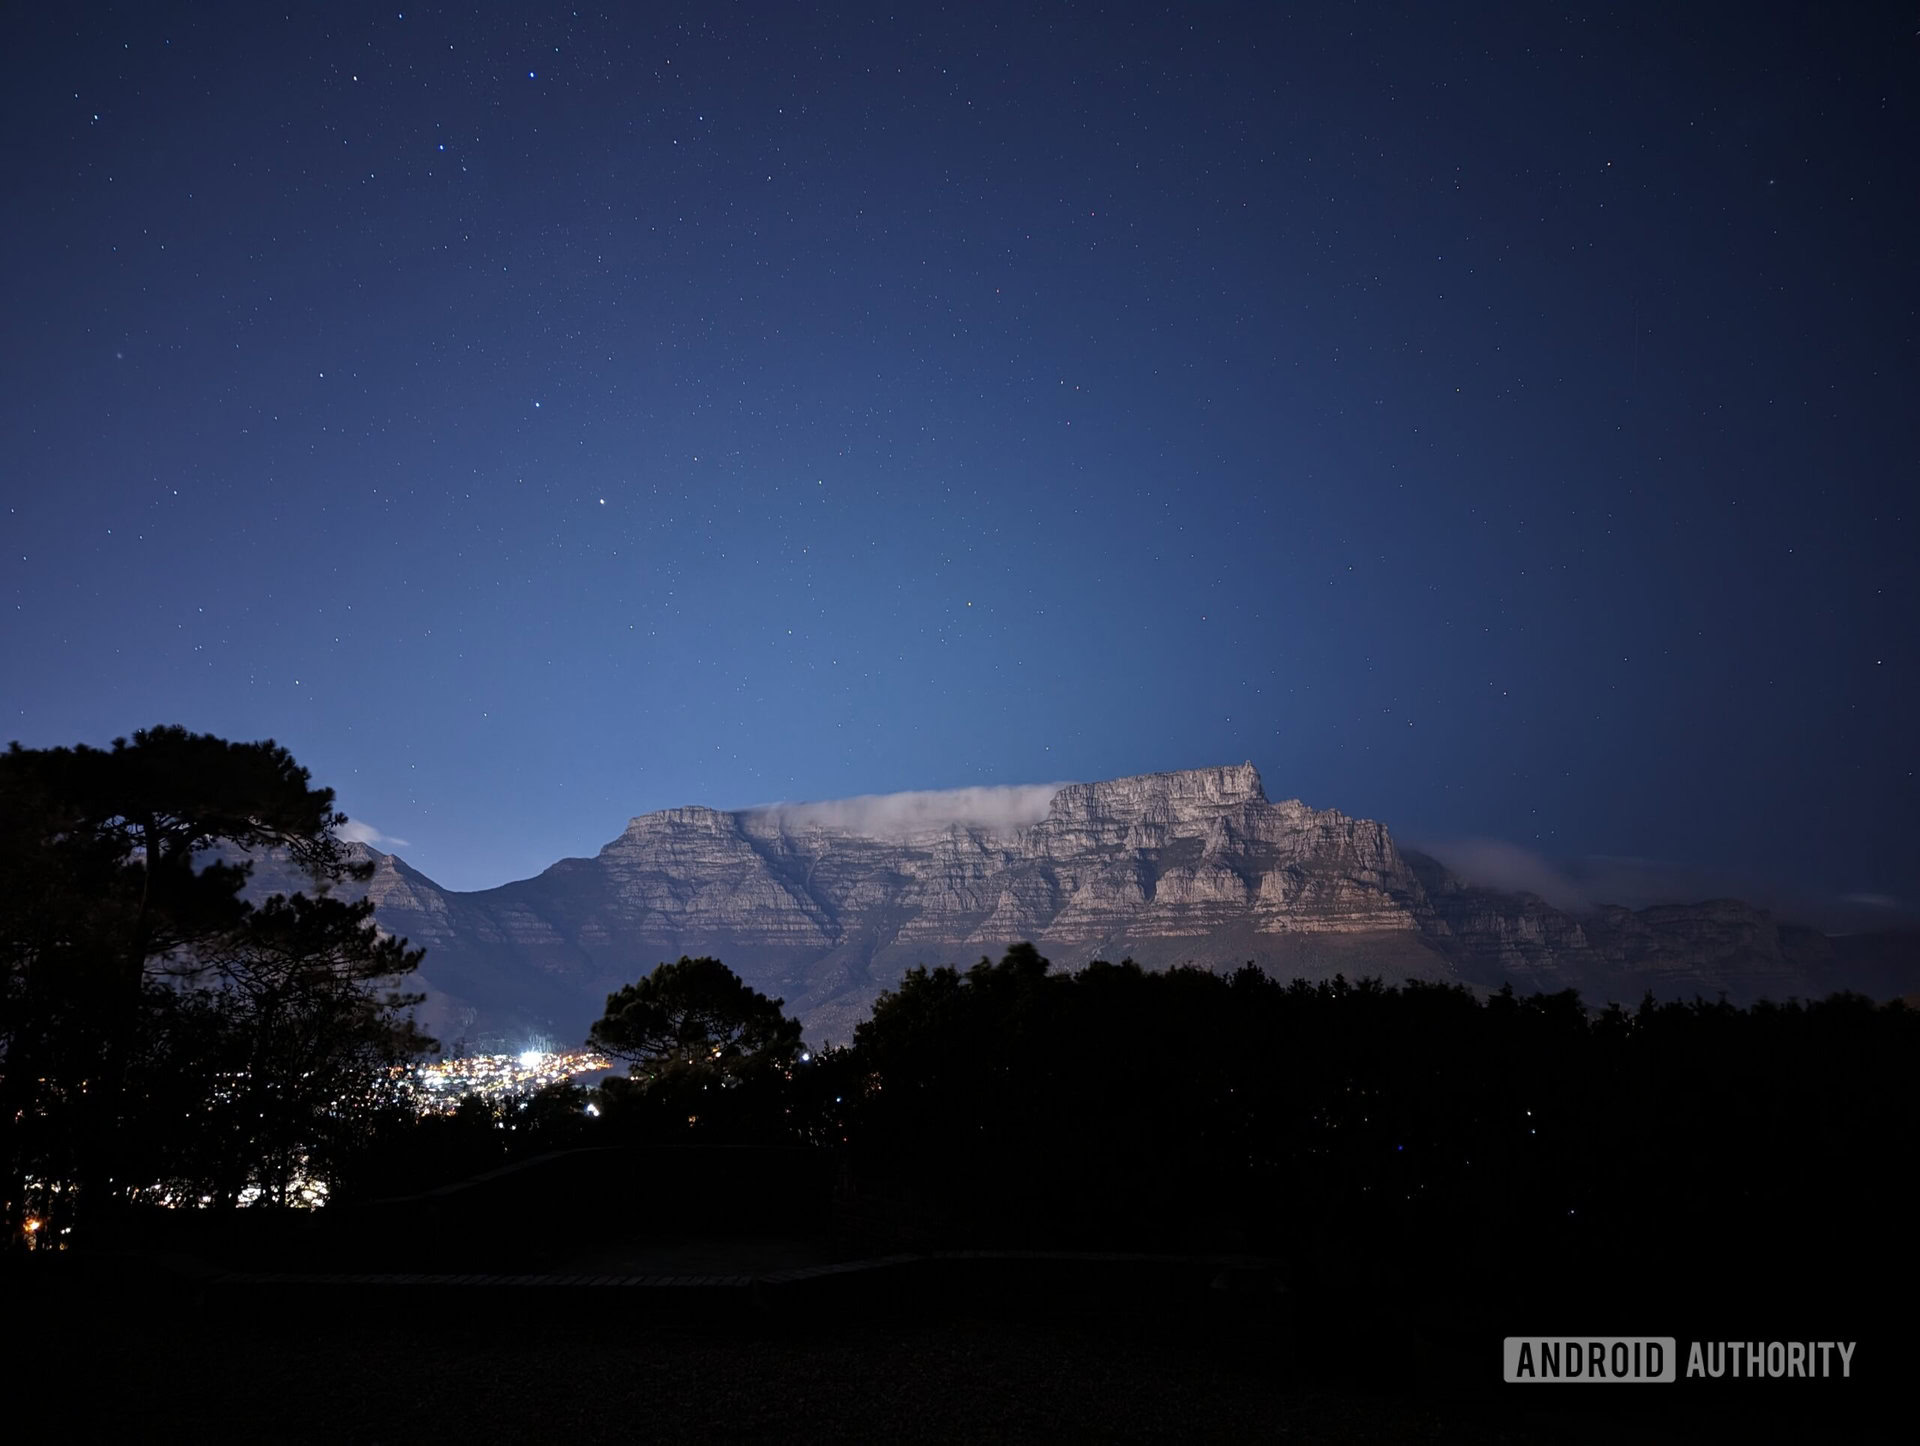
(235, 764, 1914, 1047)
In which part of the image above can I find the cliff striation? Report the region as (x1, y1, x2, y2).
(231, 764, 1907, 1047)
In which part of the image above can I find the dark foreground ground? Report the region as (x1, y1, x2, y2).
(13, 1146, 1905, 1444)
(9, 1306, 1647, 1445)
(14, 1255, 1905, 1445)
(21, 1312, 1513, 1445)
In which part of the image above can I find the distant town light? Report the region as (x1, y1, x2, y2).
(403, 1049, 609, 1116)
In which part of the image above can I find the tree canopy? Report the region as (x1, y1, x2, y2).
(591, 955, 802, 1077)
(588, 956, 804, 1141)
(1, 727, 432, 1243)
(834, 942, 1920, 1308)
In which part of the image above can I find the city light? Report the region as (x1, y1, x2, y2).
(404, 1049, 610, 1114)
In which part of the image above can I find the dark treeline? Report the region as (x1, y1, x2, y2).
(569, 944, 1919, 1330)
(333, 1081, 597, 1201)
(849, 945, 1920, 1255)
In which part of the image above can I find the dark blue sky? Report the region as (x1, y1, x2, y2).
(4, 2, 1914, 908)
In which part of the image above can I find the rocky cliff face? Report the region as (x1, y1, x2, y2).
(1402, 850, 1835, 1002)
(230, 764, 1911, 1048)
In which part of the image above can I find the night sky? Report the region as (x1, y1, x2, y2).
(4, 3, 1914, 913)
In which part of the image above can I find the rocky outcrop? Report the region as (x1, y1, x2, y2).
(228, 764, 1913, 1047)
(1401, 848, 1840, 1002)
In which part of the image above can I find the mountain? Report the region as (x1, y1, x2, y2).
(234, 764, 1917, 1048)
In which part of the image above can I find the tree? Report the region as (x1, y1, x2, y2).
(591, 956, 802, 1077)
(150, 891, 432, 1208)
(0, 727, 431, 1243)
(588, 957, 803, 1140)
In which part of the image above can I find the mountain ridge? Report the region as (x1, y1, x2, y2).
(235, 764, 1917, 1048)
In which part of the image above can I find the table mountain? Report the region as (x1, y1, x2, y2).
(234, 763, 1913, 1048)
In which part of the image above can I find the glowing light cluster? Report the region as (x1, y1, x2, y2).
(404, 1049, 610, 1113)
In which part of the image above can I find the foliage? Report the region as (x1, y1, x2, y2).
(591, 956, 803, 1074)
(140, 892, 431, 1208)
(589, 956, 804, 1142)
(0, 727, 432, 1244)
(330, 1082, 595, 1204)
(840, 944, 1920, 1287)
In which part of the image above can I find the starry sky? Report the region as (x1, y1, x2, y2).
(4, 2, 1914, 913)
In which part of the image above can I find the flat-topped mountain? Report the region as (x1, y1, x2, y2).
(238, 764, 1914, 1048)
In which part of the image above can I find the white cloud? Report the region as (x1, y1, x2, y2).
(746, 783, 1071, 838)
(1419, 837, 1591, 912)
(336, 817, 412, 850)
(1840, 892, 1904, 911)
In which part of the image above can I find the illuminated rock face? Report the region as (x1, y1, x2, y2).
(243, 764, 1864, 1047)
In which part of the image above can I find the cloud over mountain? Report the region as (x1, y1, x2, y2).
(1418, 837, 1591, 912)
(742, 783, 1072, 838)
(336, 817, 412, 850)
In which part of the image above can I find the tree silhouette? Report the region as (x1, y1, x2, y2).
(592, 956, 801, 1075)
(828, 943, 1920, 1298)
(150, 891, 431, 1208)
(589, 957, 803, 1141)
(0, 727, 430, 1243)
